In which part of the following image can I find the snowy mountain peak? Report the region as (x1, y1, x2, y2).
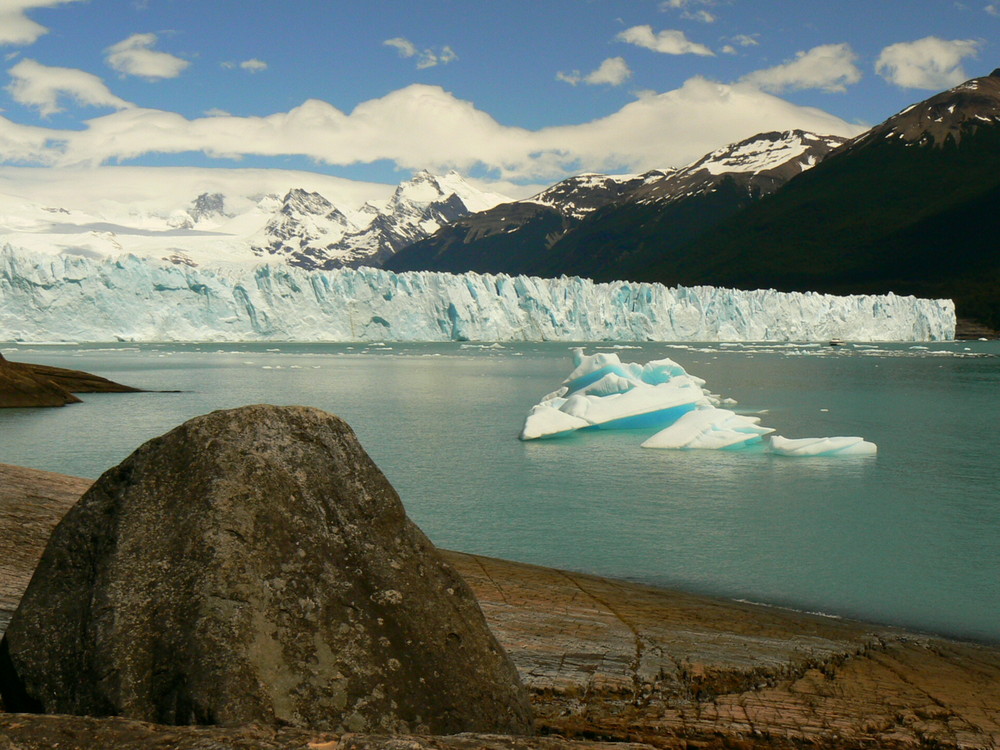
(526, 171, 659, 219)
(859, 71, 1000, 149)
(683, 130, 847, 177)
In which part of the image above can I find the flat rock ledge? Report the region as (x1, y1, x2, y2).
(0, 352, 139, 408)
(3, 461, 1000, 749)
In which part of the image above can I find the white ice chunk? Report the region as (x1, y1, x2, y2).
(769, 435, 877, 457)
(641, 408, 774, 450)
(519, 402, 591, 440)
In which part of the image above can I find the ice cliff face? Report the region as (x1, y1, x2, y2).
(0, 247, 955, 343)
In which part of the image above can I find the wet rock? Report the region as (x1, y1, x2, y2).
(0, 406, 533, 734)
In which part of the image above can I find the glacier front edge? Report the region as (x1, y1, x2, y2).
(0, 246, 956, 343)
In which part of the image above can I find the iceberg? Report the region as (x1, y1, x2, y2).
(0, 246, 955, 343)
(520, 349, 709, 440)
(522, 349, 878, 457)
(769, 436, 878, 457)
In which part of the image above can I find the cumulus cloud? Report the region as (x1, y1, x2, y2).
(875, 36, 981, 89)
(105, 33, 190, 79)
(557, 57, 632, 87)
(741, 43, 861, 93)
(6, 58, 131, 115)
(0, 78, 864, 181)
(616, 25, 714, 56)
(240, 58, 267, 73)
(659, 0, 716, 22)
(0, 0, 84, 46)
(383, 37, 457, 69)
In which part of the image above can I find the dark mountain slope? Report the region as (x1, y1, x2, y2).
(384, 172, 656, 275)
(636, 71, 1000, 328)
(386, 131, 843, 279)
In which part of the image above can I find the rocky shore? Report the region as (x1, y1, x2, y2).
(2, 455, 999, 749)
(0, 353, 139, 407)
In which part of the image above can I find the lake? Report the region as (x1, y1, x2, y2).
(2, 340, 998, 643)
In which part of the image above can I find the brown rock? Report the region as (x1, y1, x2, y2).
(0, 353, 80, 407)
(0, 352, 138, 408)
(0, 407, 533, 734)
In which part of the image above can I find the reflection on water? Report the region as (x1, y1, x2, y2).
(1, 340, 998, 643)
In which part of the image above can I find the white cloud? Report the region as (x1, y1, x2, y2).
(558, 57, 632, 87)
(986, 4, 999, 16)
(383, 37, 457, 69)
(685, 10, 715, 23)
(0, 0, 84, 46)
(731, 34, 760, 48)
(741, 43, 861, 93)
(6, 58, 131, 116)
(616, 25, 714, 56)
(875, 36, 981, 90)
(721, 45, 737, 55)
(105, 33, 190, 79)
(240, 58, 268, 73)
(0, 78, 864, 181)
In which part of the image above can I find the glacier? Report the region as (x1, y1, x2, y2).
(0, 246, 955, 343)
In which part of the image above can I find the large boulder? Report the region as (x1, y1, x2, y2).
(0, 405, 533, 734)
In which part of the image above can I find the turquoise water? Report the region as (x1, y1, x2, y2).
(2, 340, 999, 643)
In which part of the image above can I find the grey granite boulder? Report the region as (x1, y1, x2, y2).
(0, 405, 533, 735)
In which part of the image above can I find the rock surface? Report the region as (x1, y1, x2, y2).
(3, 461, 1000, 748)
(0, 353, 138, 408)
(0, 407, 533, 734)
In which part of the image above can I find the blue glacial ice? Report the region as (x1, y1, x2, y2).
(520, 349, 878, 457)
(0, 246, 955, 343)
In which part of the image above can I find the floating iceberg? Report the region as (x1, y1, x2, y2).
(521, 349, 877, 457)
(519, 349, 709, 440)
(769, 436, 877, 457)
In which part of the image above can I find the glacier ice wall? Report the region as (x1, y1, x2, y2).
(0, 246, 955, 342)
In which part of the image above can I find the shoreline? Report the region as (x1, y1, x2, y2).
(3, 461, 1000, 747)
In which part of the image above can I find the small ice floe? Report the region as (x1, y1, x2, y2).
(769, 436, 877, 457)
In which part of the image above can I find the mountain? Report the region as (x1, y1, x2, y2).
(634, 70, 1000, 330)
(0, 167, 508, 270)
(250, 171, 509, 269)
(384, 131, 845, 277)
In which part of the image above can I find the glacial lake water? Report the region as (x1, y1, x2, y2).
(2, 340, 999, 644)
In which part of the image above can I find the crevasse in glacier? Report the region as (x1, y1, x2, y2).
(0, 245, 955, 343)
(520, 349, 878, 457)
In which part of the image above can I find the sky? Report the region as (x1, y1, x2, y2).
(0, 0, 995, 195)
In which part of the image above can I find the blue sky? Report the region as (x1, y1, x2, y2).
(0, 0, 995, 191)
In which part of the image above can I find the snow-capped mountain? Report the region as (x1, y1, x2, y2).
(0, 167, 509, 271)
(846, 67, 1000, 150)
(640, 69, 1000, 333)
(630, 130, 847, 204)
(250, 170, 510, 269)
(386, 130, 844, 278)
(524, 171, 667, 220)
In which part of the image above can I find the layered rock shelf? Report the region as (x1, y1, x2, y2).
(0, 353, 139, 408)
(2, 460, 999, 749)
